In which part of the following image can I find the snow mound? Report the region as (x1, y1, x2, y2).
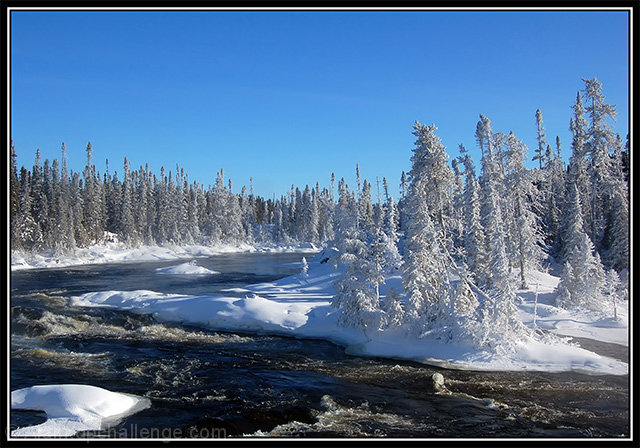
(154, 261, 219, 275)
(11, 384, 150, 437)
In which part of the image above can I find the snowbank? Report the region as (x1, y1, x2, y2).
(10, 241, 319, 271)
(516, 269, 629, 346)
(71, 250, 628, 375)
(154, 261, 219, 275)
(11, 384, 150, 437)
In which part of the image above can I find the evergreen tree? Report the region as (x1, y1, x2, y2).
(83, 142, 105, 244)
(119, 157, 137, 245)
(606, 136, 629, 272)
(380, 287, 404, 329)
(332, 226, 383, 334)
(15, 168, 43, 250)
(556, 184, 606, 311)
(582, 77, 618, 252)
(533, 109, 548, 169)
(31, 149, 50, 249)
(382, 195, 402, 271)
(401, 122, 453, 333)
(301, 185, 319, 243)
(450, 155, 466, 250)
(475, 116, 528, 346)
(358, 179, 374, 230)
(10, 142, 20, 248)
(503, 131, 544, 288)
(225, 179, 244, 243)
(459, 145, 486, 283)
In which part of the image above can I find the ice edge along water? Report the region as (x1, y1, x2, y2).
(10, 241, 321, 271)
(69, 250, 628, 376)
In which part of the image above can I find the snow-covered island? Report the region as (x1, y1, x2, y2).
(71, 248, 628, 375)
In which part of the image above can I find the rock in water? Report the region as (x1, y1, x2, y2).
(432, 372, 447, 393)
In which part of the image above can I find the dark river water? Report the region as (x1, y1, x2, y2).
(10, 252, 629, 439)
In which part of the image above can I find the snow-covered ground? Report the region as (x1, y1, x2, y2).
(10, 384, 150, 437)
(515, 269, 629, 346)
(70, 249, 629, 376)
(10, 239, 320, 271)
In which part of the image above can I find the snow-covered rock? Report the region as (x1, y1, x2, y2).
(154, 261, 219, 275)
(11, 384, 150, 437)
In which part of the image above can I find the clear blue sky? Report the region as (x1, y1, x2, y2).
(10, 9, 629, 200)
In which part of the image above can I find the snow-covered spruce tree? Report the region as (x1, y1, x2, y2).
(132, 166, 148, 245)
(30, 149, 50, 250)
(545, 136, 566, 255)
(139, 164, 157, 245)
(70, 171, 89, 248)
(316, 185, 335, 244)
(533, 109, 548, 170)
(165, 170, 181, 243)
(477, 177, 528, 350)
(566, 91, 593, 244)
(556, 183, 606, 311)
(606, 135, 630, 273)
(358, 178, 374, 231)
(332, 178, 358, 258)
(10, 142, 21, 249)
(531, 109, 564, 252)
(398, 170, 408, 233)
(301, 185, 319, 243)
(15, 167, 43, 251)
(414, 122, 455, 241)
(381, 194, 402, 271)
(82, 142, 105, 245)
(119, 157, 138, 246)
(475, 115, 501, 286)
(475, 116, 529, 348)
(156, 167, 173, 244)
(401, 122, 453, 335)
(209, 169, 227, 242)
(331, 225, 384, 335)
(459, 144, 486, 283)
(605, 268, 624, 320)
(272, 199, 288, 243)
(380, 287, 404, 329)
(503, 131, 545, 288)
(186, 181, 201, 244)
(225, 179, 245, 243)
(450, 155, 466, 251)
(51, 144, 75, 254)
(582, 77, 618, 254)
(240, 185, 255, 244)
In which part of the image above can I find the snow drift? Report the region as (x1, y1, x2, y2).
(10, 384, 150, 437)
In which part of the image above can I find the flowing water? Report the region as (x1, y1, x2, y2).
(9, 252, 629, 439)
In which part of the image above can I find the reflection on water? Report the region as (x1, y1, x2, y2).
(10, 253, 629, 438)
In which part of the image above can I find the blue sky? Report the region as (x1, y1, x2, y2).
(10, 9, 629, 200)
